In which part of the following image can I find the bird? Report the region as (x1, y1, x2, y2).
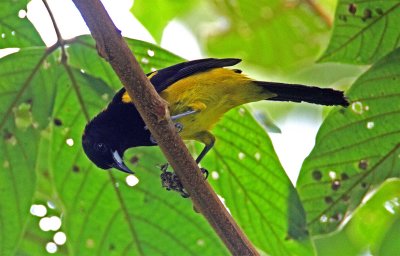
(82, 58, 348, 175)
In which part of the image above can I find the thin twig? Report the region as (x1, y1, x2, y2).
(42, 0, 67, 62)
(71, 0, 258, 254)
(304, 0, 333, 28)
(42, 0, 90, 121)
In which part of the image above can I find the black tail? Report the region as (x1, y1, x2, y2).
(256, 81, 349, 107)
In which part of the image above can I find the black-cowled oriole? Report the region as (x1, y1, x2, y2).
(82, 58, 348, 174)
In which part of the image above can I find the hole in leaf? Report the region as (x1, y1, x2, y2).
(331, 180, 341, 191)
(358, 160, 368, 170)
(53, 118, 62, 126)
(342, 194, 350, 202)
(362, 9, 372, 21)
(361, 182, 368, 189)
(72, 165, 80, 173)
(376, 8, 383, 15)
(312, 170, 322, 181)
(348, 3, 357, 14)
(129, 155, 139, 165)
(324, 196, 333, 204)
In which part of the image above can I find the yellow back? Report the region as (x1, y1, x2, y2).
(159, 68, 272, 140)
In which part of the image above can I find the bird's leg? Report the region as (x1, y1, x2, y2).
(170, 102, 206, 132)
(188, 131, 215, 181)
(144, 110, 197, 144)
(170, 109, 197, 133)
(170, 110, 197, 121)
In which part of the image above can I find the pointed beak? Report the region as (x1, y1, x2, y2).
(111, 150, 134, 174)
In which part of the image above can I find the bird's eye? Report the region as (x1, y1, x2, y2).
(95, 143, 107, 153)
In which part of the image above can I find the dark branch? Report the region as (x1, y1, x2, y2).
(71, 0, 258, 254)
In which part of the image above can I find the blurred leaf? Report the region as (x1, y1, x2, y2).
(320, 1, 400, 64)
(297, 48, 400, 235)
(315, 179, 400, 255)
(203, 107, 313, 255)
(0, 48, 59, 255)
(131, 0, 198, 43)
(16, 206, 68, 255)
(377, 218, 400, 255)
(252, 109, 281, 133)
(201, 0, 332, 74)
(0, 0, 43, 48)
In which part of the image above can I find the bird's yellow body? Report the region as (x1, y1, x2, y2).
(123, 68, 274, 146)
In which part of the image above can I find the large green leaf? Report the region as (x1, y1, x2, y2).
(320, 0, 400, 64)
(0, 0, 43, 48)
(0, 47, 60, 255)
(203, 108, 313, 255)
(202, 0, 333, 74)
(131, 0, 198, 43)
(297, 48, 400, 235)
(314, 179, 400, 255)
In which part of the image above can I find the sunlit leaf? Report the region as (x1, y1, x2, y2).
(320, 1, 400, 64)
(131, 0, 198, 43)
(0, 48, 58, 255)
(314, 179, 400, 255)
(0, 0, 43, 48)
(377, 218, 400, 255)
(297, 48, 400, 235)
(203, 108, 313, 255)
(202, 0, 332, 73)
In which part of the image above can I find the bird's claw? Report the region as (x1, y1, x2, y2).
(159, 164, 208, 198)
(150, 135, 157, 144)
(175, 122, 183, 132)
(160, 169, 189, 198)
(200, 167, 209, 180)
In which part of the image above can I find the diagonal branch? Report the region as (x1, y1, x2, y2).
(71, 0, 258, 255)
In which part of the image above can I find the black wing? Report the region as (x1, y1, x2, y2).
(148, 58, 241, 92)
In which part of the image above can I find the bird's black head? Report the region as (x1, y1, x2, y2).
(82, 112, 134, 174)
(82, 88, 156, 174)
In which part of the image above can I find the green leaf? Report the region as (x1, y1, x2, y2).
(377, 219, 400, 255)
(320, 1, 400, 64)
(297, 48, 400, 235)
(0, 47, 60, 255)
(314, 179, 400, 255)
(0, 0, 43, 48)
(203, 107, 313, 255)
(67, 36, 184, 88)
(131, 0, 198, 43)
(202, 0, 332, 73)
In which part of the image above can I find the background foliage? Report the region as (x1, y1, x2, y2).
(1, 0, 399, 255)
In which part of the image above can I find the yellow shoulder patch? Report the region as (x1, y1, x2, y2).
(122, 92, 132, 103)
(121, 71, 158, 103)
